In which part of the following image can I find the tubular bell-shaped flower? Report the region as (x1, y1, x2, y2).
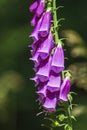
(36, 0, 45, 17)
(51, 42, 64, 73)
(38, 10, 51, 38)
(38, 32, 54, 60)
(43, 90, 59, 112)
(30, 39, 41, 52)
(47, 72, 61, 92)
(37, 85, 47, 101)
(43, 97, 57, 112)
(36, 56, 52, 82)
(59, 76, 70, 102)
(30, 16, 43, 42)
(30, 50, 40, 63)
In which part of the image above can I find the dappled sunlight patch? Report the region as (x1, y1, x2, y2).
(72, 105, 87, 117)
(0, 71, 24, 107)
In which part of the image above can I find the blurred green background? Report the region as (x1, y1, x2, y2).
(0, 0, 87, 130)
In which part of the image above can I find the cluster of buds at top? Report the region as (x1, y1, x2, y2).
(29, 0, 71, 112)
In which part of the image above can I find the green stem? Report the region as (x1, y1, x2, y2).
(65, 102, 73, 130)
(53, 0, 59, 45)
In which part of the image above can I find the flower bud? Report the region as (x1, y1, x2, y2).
(59, 77, 70, 102)
(29, 1, 38, 12)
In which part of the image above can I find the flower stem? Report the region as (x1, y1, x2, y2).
(53, 0, 59, 45)
(65, 102, 73, 130)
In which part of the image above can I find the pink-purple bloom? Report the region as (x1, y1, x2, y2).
(59, 77, 70, 102)
(31, 14, 39, 26)
(36, 0, 45, 17)
(30, 16, 43, 42)
(43, 97, 57, 112)
(43, 90, 59, 112)
(51, 43, 64, 73)
(29, 1, 38, 12)
(47, 72, 61, 92)
(38, 11, 51, 38)
(38, 32, 54, 60)
(37, 85, 47, 99)
(29, 0, 71, 112)
(30, 51, 39, 64)
(36, 56, 52, 82)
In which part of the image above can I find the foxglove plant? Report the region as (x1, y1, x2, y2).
(29, 0, 76, 130)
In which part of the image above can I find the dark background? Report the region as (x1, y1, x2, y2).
(0, 0, 87, 130)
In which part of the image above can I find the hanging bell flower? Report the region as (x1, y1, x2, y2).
(51, 42, 64, 73)
(36, 56, 52, 82)
(38, 10, 51, 38)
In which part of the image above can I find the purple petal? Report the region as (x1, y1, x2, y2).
(36, 56, 52, 82)
(43, 97, 57, 112)
(29, 1, 38, 12)
(38, 11, 51, 38)
(59, 77, 70, 102)
(30, 51, 39, 63)
(38, 94, 45, 104)
(51, 43, 64, 73)
(36, 0, 45, 17)
(31, 14, 39, 26)
(31, 40, 41, 53)
(47, 72, 61, 92)
(38, 32, 54, 60)
(34, 57, 42, 68)
(30, 16, 43, 42)
(37, 85, 47, 98)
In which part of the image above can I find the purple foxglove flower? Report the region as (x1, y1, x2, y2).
(38, 11, 51, 38)
(31, 14, 39, 26)
(30, 50, 39, 63)
(59, 77, 70, 102)
(30, 16, 43, 42)
(29, 1, 38, 12)
(36, 56, 52, 82)
(31, 39, 41, 52)
(34, 57, 42, 68)
(30, 51, 42, 70)
(38, 94, 45, 104)
(36, 0, 45, 17)
(43, 97, 57, 112)
(47, 72, 61, 92)
(43, 90, 60, 112)
(37, 85, 47, 99)
(38, 32, 54, 60)
(51, 43, 64, 73)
